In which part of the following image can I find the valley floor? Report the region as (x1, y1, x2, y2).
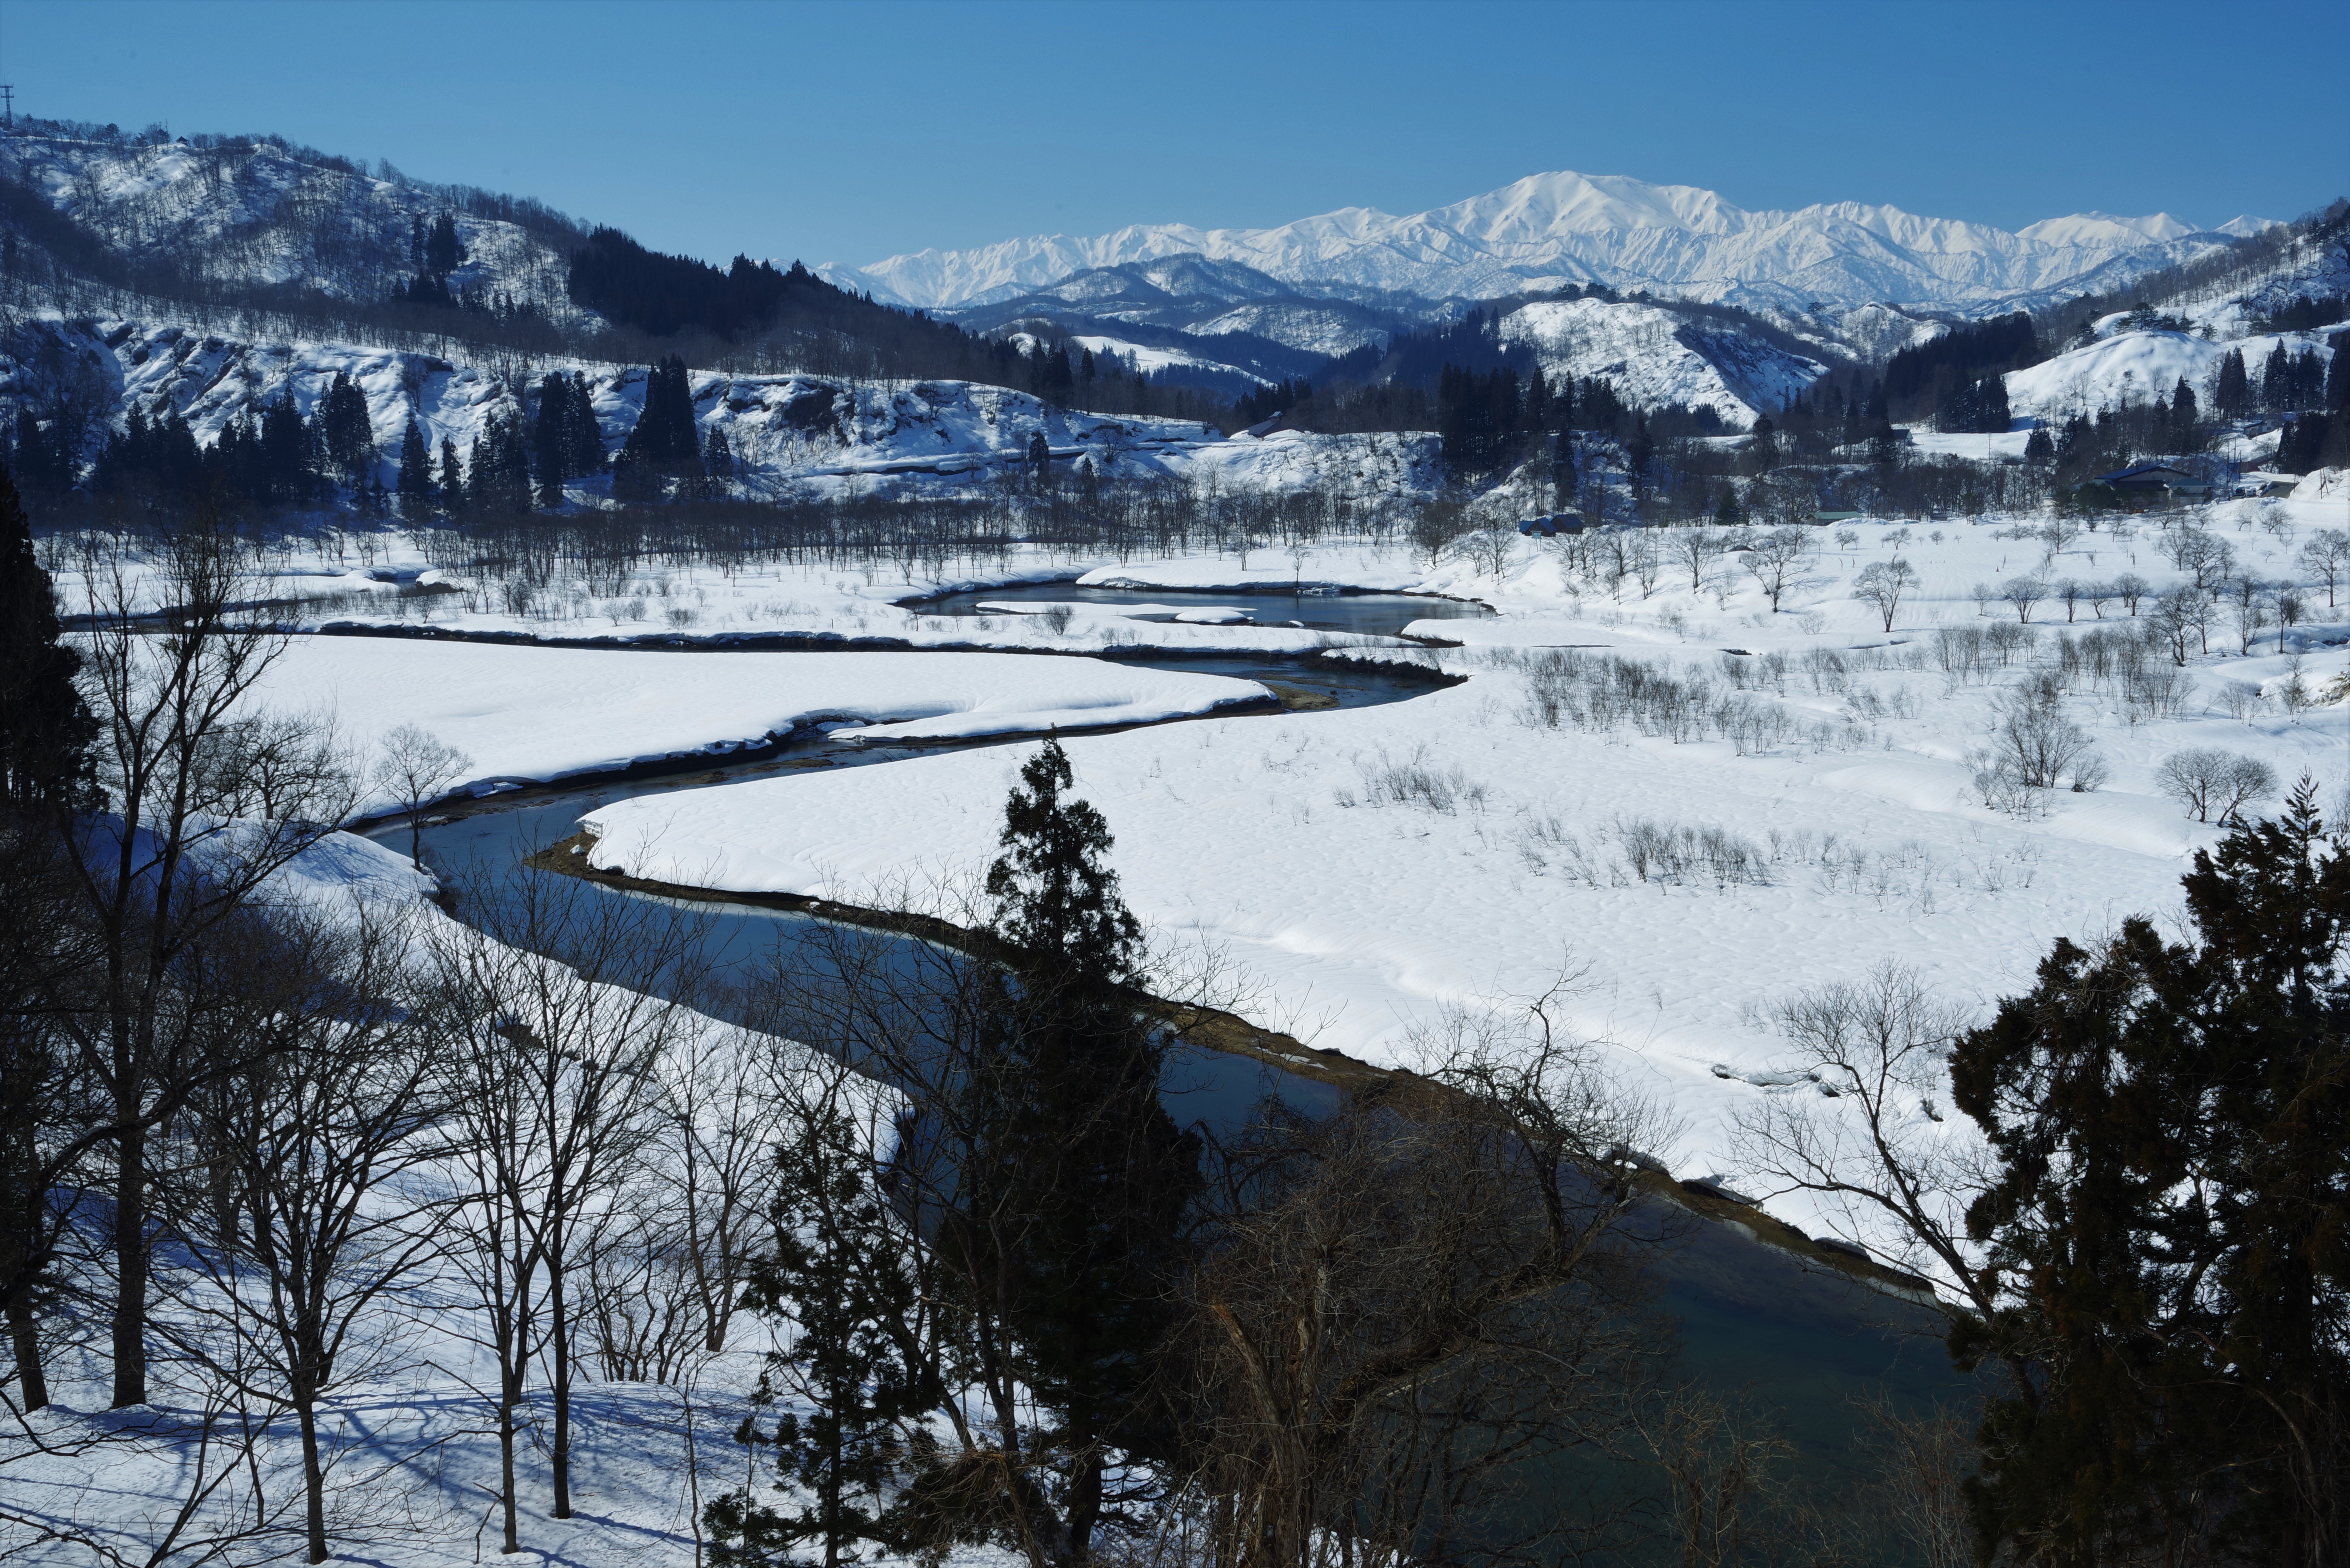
(17, 483, 2350, 1564)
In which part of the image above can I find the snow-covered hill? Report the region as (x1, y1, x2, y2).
(1495, 297, 1827, 424)
(0, 313, 1439, 502)
(2002, 326, 2337, 424)
(944, 255, 1446, 358)
(0, 132, 588, 319)
(822, 170, 2266, 315)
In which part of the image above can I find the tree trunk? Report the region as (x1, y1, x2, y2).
(299, 1399, 328, 1564)
(499, 1373, 521, 1554)
(6, 1291, 45, 1413)
(550, 1248, 572, 1519)
(110, 1119, 147, 1408)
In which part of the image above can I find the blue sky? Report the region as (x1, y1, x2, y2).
(4, 0, 2344, 268)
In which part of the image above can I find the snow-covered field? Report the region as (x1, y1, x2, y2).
(234, 638, 1275, 817)
(559, 490, 2350, 1256)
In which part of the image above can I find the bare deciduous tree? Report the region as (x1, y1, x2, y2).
(1850, 557, 1918, 633)
(372, 724, 472, 869)
(177, 907, 441, 1565)
(2156, 748, 2279, 823)
(1997, 575, 2048, 623)
(59, 527, 356, 1409)
(1166, 981, 1677, 1568)
(1742, 528, 1811, 613)
(1668, 526, 1730, 591)
(428, 868, 709, 1548)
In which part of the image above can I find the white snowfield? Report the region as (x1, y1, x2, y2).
(238, 639, 1272, 818)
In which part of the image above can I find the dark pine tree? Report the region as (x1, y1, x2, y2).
(533, 373, 572, 508)
(396, 416, 434, 518)
(703, 427, 733, 494)
(0, 462, 98, 816)
(2215, 347, 2252, 418)
(438, 437, 466, 517)
(565, 372, 605, 478)
(2263, 341, 2294, 412)
(1950, 777, 2350, 1566)
(960, 738, 1203, 1559)
(259, 392, 317, 505)
(614, 357, 701, 502)
(709, 1091, 932, 1568)
(424, 212, 464, 278)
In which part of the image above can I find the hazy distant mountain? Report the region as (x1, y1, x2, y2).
(821, 170, 2273, 315)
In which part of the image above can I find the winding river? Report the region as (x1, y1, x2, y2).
(364, 641, 1978, 1508)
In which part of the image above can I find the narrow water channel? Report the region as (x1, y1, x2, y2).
(911, 581, 1493, 638)
(366, 648, 1440, 1135)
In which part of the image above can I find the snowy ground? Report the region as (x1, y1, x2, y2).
(26, 487, 2350, 1564)
(234, 639, 1275, 818)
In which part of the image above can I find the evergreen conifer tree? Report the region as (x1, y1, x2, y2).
(424, 212, 464, 278)
(953, 738, 1202, 1556)
(2263, 341, 2294, 411)
(711, 1090, 930, 1568)
(0, 461, 98, 814)
(615, 357, 701, 501)
(439, 437, 466, 517)
(1951, 777, 2350, 1564)
(533, 373, 571, 508)
(703, 427, 733, 492)
(566, 372, 604, 478)
(2215, 347, 2251, 418)
(396, 416, 434, 518)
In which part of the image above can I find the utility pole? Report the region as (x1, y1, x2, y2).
(1, 85, 16, 128)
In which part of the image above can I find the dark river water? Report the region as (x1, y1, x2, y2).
(911, 580, 1493, 638)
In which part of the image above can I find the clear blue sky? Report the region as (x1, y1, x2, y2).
(4, 0, 2343, 268)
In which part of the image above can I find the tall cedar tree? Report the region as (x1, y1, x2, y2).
(614, 356, 701, 501)
(533, 373, 572, 508)
(0, 459, 99, 1411)
(315, 371, 375, 484)
(1950, 777, 2350, 1567)
(395, 417, 434, 516)
(712, 1091, 935, 1568)
(0, 462, 99, 813)
(964, 737, 1202, 1560)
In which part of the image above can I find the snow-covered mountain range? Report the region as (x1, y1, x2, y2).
(822, 170, 2276, 316)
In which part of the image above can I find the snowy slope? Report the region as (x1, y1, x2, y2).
(0, 133, 585, 320)
(1497, 297, 1827, 424)
(823, 170, 2251, 314)
(0, 313, 1441, 502)
(943, 255, 1441, 358)
(2003, 327, 2338, 423)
